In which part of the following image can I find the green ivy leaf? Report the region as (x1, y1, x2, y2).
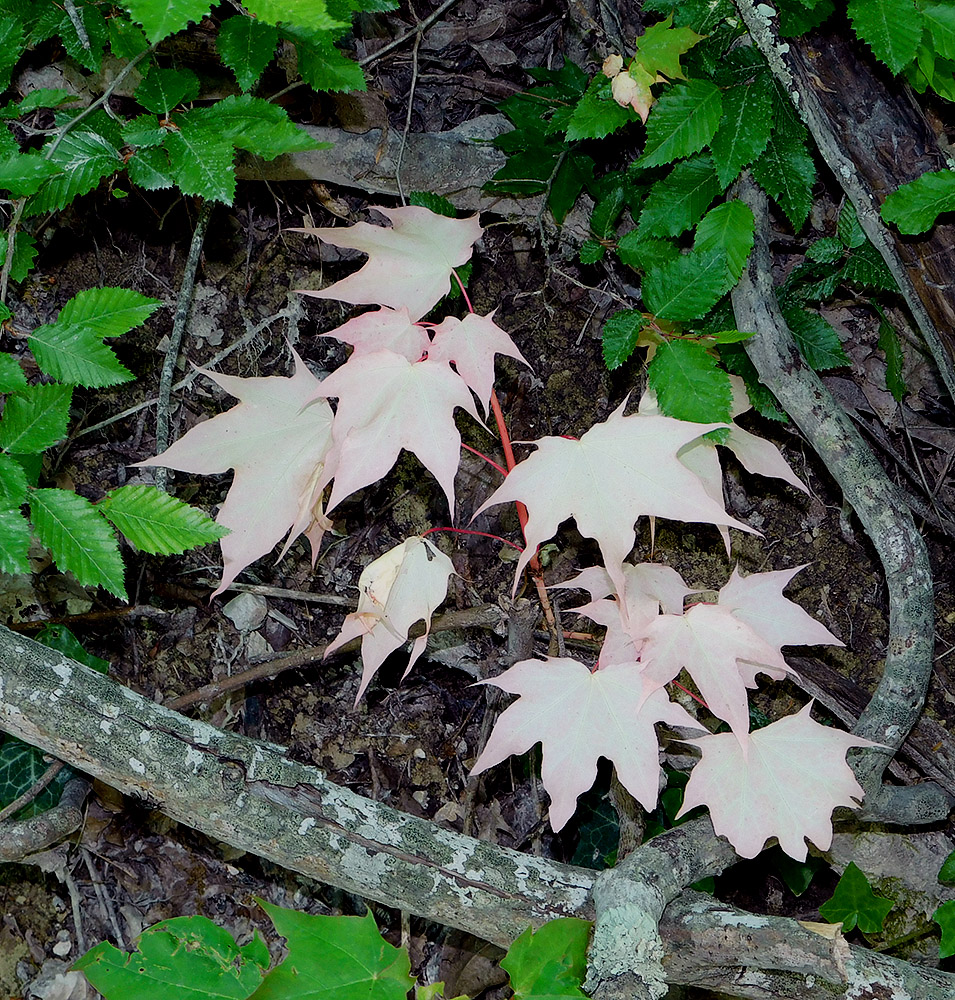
(0, 508, 30, 575)
(0, 737, 71, 818)
(0, 154, 63, 197)
(100, 485, 227, 555)
(217, 16, 278, 92)
(643, 248, 733, 322)
(783, 306, 851, 370)
(693, 200, 755, 280)
(637, 154, 722, 238)
(934, 900, 955, 959)
(648, 338, 733, 422)
(601, 309, 648, 369)
(639, 78, 722, 169)
(135, 66, 200, 114)
(939, 849, 955, 886)
(847, 0, 922, 75)
(120, 0, 214, 44)
(0, 353, 26, 393)
(881, 168, 955, 234)
(709, 74, 773, 188)
(874, 304, 906, 402)
(36, 623, 109, 673)
(29, 488, 126, 599)
(26, 127, 123, 216)
(0, 383, 72, 455)
(74, 915, 269, 999)
(819, 861, 894, 934)
(501, 919, 591, 1000)
(254, 902, 415, 1000)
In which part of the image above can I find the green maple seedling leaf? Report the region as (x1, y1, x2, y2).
(74, 914, 270, 999)
(100, 485, 227, 555)
(819, 861, 894, 933)
(633, 13, 704, 81)
(501, 919, 591, 1000)
(934, 900, 955, 959)
(250, 901, 414, 1000)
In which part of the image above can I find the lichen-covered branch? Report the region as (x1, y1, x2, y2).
(732, 176, 948, 824)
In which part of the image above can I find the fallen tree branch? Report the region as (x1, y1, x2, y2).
(4, 625, 955, 998)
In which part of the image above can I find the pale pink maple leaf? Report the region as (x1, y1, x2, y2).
(677, 702, 883, 860)
(135, 351, 333, 597)
(428, 312, 530, 414)
(321, 305, 430, 362)
(295, 206, 482, 321)
(474, 402, 755, 599)
(719, 564, 844, 653)
(639, 602, 794, 742)
(471, 657, 703, 830)
(311, 350, 482, 516)
(325, 536, 455, 703)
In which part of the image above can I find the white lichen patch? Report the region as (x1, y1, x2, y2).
(99, 720, 113, 734)
(52, 662, 73, 683)
(139, 731, 151, 743)
(184, 747, 204, 774)
(716, 911, 771, 929)
(129, 757, 146, 775)
(298, 817, 316, 835)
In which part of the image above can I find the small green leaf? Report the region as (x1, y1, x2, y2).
(135, 66, 200, 114)
(409, 191, 458, 217)
(875, 305, 906, 402)
(783, 307, 850, 370)
(245, 0, 342, 32)
(0, 232, 38, 283)
(13, 89, 78, 114)
(165, 123, 236, 203)
(579, 239, 606, 264)
(590, 186, 626, 239)
(197, 94, 323, 160)
(108, 14, 150, 59)
(501, 919, 591, 1000)
(0, 16, 26, 91)
(29, 489, 126, 599)
(842, 243, 896, 291)
(0, 508, 30, 575)
(25, 128, 122, 217)
(255, 902, 414, 1000)
(120, 0, 214, 43)
(644, 248, 734, 322)
(648, 338, 733, 422)
(634, 13, 704, 81)
(819, 861, 894, 934)
(0, 154, 63, 197)
(566, 75, 640, 142)
(847, 0, 922, 75)
(36, 624, 109, 673)
(217, 15, 278, 92)
(751, 129, 816, 231)
(767, 845, 825, 897)
(806, 236, 844, 264)
(74, 915, 269, 999)
(709, 75, 773, 188)
(127, 146, 177, 191)
(837, 201, 866, 248)
(280, 24, 367, 93)
(637, 154, 722, 238)
(0, 352, 27, 393)
(602, 309, 648, 369)
(0, 453, 28, 507)
(639, 78, 723, 169)
(693, 200, 755, 280)
(923, 3, 955, 60)
(0, 383, 72, 455)
(779, 0, 834, 35)
(881, 168, 955, 234)
(934, 900, 955, 959)
(720, 343, 787, 421)
(706, 329, 755, 344)
(28, 326, 135, 387)
(616, 232, 679, 272)
(938, 848, 955, 886)
(100, 485, 227, 555)
(58, 286, 162, 337)
(548, 151, 594, 224)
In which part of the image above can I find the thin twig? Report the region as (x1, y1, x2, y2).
(394, 29, 422, 206)
(359, 0, 461, 68)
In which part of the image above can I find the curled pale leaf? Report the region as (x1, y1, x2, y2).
(325, 536, 455, 703)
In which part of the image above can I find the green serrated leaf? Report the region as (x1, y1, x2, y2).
(127, 145, 176, 191)
(29, 488, 126, 598)
(648, 338, 733, 422)
(644, 248, 734, 322)
(255, 901, 414, 1000)
(164, 122, 236, 203)
(590, 186, 626, 239)
(245, 0, 343, 32)
(934, 899, 955, 959)
(281, 24, 366, 92)
(881, 168, 955, 234)
(0, 16, 26, 91)
(837, 201, 866, 248)
(874, 304, 906, 402)
(217, 15, 278, 92)
(566, 75, 640, 142)
(0, 383, 72, 454)
(819, 861, 894, 934)
(639, 78, 722, 169)
(842, 242, 896, 291)
(121, 0, 214, 43)
(100, 485, 226, 554)
(501, 919, 591, 1000)
(0, 452, 28, 507)
(0, 353, 27, 392)
(0, 507, 30, 575)
(58, 286, 162, 337)
(710, 75, 773, 188)
(923, 3, 955, 60)
(197, 94, 322, 159)
(14, 89, 77, 114)
(783, 306, 851, 369)
(0, 153, 63, 196)
(579, 238, 606, 264)
(719, 342, 787, 420)
(806, 236, 844, 264)
(847, 0, 922, 74)
(25, 128, 122, 216)
(0, 232, 37, 284)
(409, 191, 457, 217)
(135, 66, 200, 114)
(602, 309, 648, 369)
(57, 1, 108, 73)
(637, 154, 722, 238)
(28, 325, 135, 387)
(751, 128, 816, 230)
(616, 231, 680, 272)
(643, 0, 734, 33)
(108, 14, 150, 59)
(693, 200, 755, 280)
(36, 623, 109, 673)
(74, 915, 269, 999)
(779, 0, 834, 36)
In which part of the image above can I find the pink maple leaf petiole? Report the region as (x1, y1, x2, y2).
(461, 442, 508, 476)
(422, 526, 524, 552)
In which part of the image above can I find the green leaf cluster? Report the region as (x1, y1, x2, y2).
(75, 901, 592, 1000)
(818, 861, 894, 934)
